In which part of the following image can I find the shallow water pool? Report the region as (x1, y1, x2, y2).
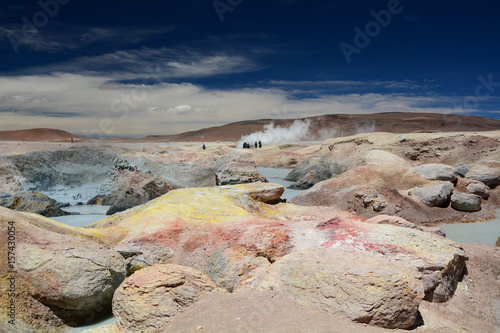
(257, 167, 304, 200)
(437, 211, 500, 246)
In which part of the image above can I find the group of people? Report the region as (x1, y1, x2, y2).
(242, 141, 262, 149)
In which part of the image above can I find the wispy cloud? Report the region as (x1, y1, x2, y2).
(20, 48, 258, 81)
(268, 79, 434, 91)
(0, 24, 173, 53)
(0, 73, 476, 137)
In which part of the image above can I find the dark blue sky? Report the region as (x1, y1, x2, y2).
(0, 0, 499, 136)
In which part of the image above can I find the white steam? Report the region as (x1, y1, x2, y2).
(237, 120, 312, 147)
(236, 118, 379, 147)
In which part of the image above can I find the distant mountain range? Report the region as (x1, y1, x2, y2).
(0, 128, 77, 142)
(144, 113, 500, 142)
(2, 113, 500, 142)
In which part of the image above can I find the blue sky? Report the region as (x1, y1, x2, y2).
(0, 0, 499, 136)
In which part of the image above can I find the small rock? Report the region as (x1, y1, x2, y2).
(465, 181, 490, 199)
(455, 165, 470, 178)
(450, 192, 482, 212)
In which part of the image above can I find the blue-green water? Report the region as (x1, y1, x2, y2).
(257, 167, 303, 200)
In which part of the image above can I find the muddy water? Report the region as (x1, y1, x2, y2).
(438, 210, 500, 246)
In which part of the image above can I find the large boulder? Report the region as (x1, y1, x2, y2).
(450, 192, 482, 212)
(0, 207, 126, 331)
(284, 155, 348, 183)
(214, 151, 267, 185)
(413, 163, 457, 182)
(113, 264, 226, 333)
(288, 170, 324, 190)
(261, 248, 424, 329)
(87, 184, 468, 329)
(89, 158, 175, 215)
(0, 191, 70, 217)
(465, 161, 500, 188)
(409, 182, 454, 207)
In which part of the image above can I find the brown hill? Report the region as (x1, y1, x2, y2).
(144, 112, 500, 142)
(0, 128, 78, 142)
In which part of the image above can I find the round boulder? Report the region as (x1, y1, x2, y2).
(450, 192, 482, 212)
(113, 264, 227, 333)
(410, 182, 454, 207)
(465, 181, 490, 199)
(465, 161, 500, 188)
(413, 164, 457, 182)
(289, 170, 324, 190)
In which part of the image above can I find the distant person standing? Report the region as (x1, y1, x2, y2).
(254, 142, 258, 148)
(258, 141, 262, 148)
(202, 143, 206, 150)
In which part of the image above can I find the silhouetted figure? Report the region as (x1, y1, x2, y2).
(254, 142, 258, 148)
(202, 143, 206, 150)
(258, 141, 262, 148)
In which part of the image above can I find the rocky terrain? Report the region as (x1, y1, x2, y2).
(0, 115, 499, 333)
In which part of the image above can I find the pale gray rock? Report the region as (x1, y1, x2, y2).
(455, 165, 470, 178)
(465, 161, 500, 188)
(89, 159, 175, 215)
(132, 156, 216, 188)
(413, 163, 457, 182)
(284, 155, 347, 183)
(410, 182, 454, 207)
(4, 148, 121, 190)
(289, 170, 324, 190)
(465, 181, 490, 199)
(450, 192, 482, 212)
(214, 151, 267, 185)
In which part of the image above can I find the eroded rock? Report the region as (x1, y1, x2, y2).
(261, 248, 424, 329)
(0, 191, 69, 217)
(113, 264, 226, 333)
(89, 159, 175, 215)
(214, 151, 267, 185)
(0, 207, 125, 330)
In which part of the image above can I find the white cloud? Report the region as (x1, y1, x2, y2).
(20, 48, 257, 81)
(0, 74, 473, 137)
